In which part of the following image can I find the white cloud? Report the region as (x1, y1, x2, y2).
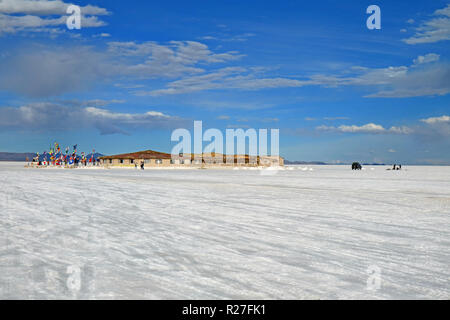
(0, 13, 106, 34)
(0, 0, 109, 15)
(388, 126, 414, 134)
(421, 115, 450, 124)
(323, 123, 385, 133)
(418, 115, 450, 137)
(0, 39, 447, 100)
(309, 54, 449, 98)
(413, 53, 440, 65)
(0, 101, 184, 135)
(317, 123, 413, 134)
(403, 4, 450, 44)
(0, 41, 245, 97)
(140, 67, 307, 96)
(85, 107, 171, 122)
(198, 36, 218, 40)
(107, 41, 243, 63)
(140, 53, 449, 98)
(316, 116, 450, 138)
(108, 41, 244, 79)
(0, 0, 109, 34)
(93, 32, 111, 38)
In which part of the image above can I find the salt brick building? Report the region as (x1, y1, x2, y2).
(99, 150, 284, 167)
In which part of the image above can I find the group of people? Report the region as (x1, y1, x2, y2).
(134, 162, 145, 170)
(32, 157, 101, 167)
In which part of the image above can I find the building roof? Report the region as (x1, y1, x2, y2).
(100, 150, 283, 161)
(99, 150, 172, 160)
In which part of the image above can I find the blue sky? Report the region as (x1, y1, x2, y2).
(0, 0, 449, 164)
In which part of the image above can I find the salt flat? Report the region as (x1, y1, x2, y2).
(0, 162, 449, 299)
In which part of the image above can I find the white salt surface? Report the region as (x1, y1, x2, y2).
(0, 162, 449, 299)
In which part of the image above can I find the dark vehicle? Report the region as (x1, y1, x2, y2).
(352, 162, 362, 170)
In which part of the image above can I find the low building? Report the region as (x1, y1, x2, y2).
(99, 150, 284, 167)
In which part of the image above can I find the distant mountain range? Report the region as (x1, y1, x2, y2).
(0, 152, 37, 161)
(284, 160, 388, 165)
(0, 152, 104, 161)
(362, 163, 387, 166)
(284, 160, 327, 165)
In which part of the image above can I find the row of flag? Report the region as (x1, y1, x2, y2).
(35, 142, 97, 165)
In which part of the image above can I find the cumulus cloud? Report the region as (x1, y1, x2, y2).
(0, 41, 244, 97)
(417, 114, 450, 137)
(403, 4, 450, 44)
(0, 102, 185, 135)
(413, 53, 440, 65)
(416, 115, 450, 138)
(316, 123, 413, 134)
(421, 115, 450, 124)
(315, 115, 450, 138)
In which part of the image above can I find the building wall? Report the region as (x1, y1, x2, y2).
(101, 155, 284, 167)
